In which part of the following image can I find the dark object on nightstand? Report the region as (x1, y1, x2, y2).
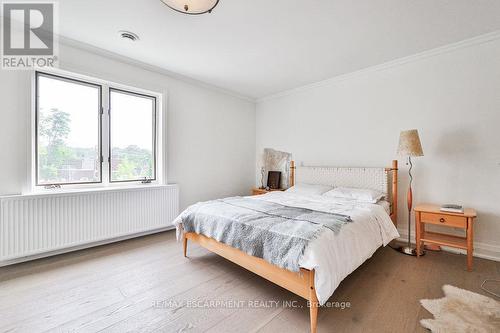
(267, 171, 281, 190)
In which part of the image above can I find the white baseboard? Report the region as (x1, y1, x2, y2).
(396, 230, 500, 262)
(0, 226, 174, 267)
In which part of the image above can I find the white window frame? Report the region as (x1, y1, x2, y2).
(108, 88, 157, 183)
(29, 68, 164, 193)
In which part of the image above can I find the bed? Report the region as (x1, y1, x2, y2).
(173, 160, 399, 333)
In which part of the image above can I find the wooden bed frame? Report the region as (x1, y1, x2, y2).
(183, 160, 398, 333)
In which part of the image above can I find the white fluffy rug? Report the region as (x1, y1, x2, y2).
(420, 285, 500, 332)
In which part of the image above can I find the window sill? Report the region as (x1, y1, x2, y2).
(2, 184, 178, 200)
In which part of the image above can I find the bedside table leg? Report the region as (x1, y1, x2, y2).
(467, 218, 473, 271)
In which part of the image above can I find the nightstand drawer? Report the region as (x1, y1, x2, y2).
(420, 212, 467, 228)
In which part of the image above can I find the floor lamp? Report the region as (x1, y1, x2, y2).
(396, 129, 424, 256)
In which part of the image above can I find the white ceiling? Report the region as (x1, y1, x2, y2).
(57, 0, 500, 99)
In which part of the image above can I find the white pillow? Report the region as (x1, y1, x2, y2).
(286, 183, 333, 196)
(322, 187, 384, 203)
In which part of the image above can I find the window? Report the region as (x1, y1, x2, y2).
(35, 71, 158, 188)
(36, 73, 102, 185)
(109, 89, 156, 182)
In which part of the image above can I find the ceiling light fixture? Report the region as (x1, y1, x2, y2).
(160, 0, 219, 15)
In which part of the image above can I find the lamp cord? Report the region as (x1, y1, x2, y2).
(481, 279, 500, 299)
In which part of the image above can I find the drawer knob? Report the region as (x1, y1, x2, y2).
(439, 218, 446, 223)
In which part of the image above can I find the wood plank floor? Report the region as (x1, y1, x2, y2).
(0, 231, 498, 333)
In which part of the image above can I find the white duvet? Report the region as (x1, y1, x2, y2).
(174, 191, 399, 305)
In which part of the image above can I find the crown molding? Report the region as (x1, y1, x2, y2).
(57, 35, 256, 103)
(257, 30, 500, 103)
(56, 29, 500, 104)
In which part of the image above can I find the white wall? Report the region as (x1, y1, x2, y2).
(256, 37, 500, 259)
(0, 43, 256, 210)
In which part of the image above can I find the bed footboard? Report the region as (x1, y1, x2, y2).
(184, 232, 319, 333)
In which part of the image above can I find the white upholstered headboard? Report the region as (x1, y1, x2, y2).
(290, 160, 399, 225)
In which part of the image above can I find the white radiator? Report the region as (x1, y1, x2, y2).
(0, 185, 179, 265)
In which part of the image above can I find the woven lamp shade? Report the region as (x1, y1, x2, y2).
(397, 129, 424, 157)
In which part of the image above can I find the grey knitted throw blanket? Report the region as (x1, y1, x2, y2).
(180, 197, 352, 272)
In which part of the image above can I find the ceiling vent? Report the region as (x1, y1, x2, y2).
(119, 31, 139, 42)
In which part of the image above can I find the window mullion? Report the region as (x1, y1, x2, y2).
(101, 85, 110, 185)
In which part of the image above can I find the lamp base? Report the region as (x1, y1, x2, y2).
(395, 245, 425, 256)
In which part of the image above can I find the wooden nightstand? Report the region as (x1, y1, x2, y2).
(414, 204, 477, 271)
(251, 188, 285, 195)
